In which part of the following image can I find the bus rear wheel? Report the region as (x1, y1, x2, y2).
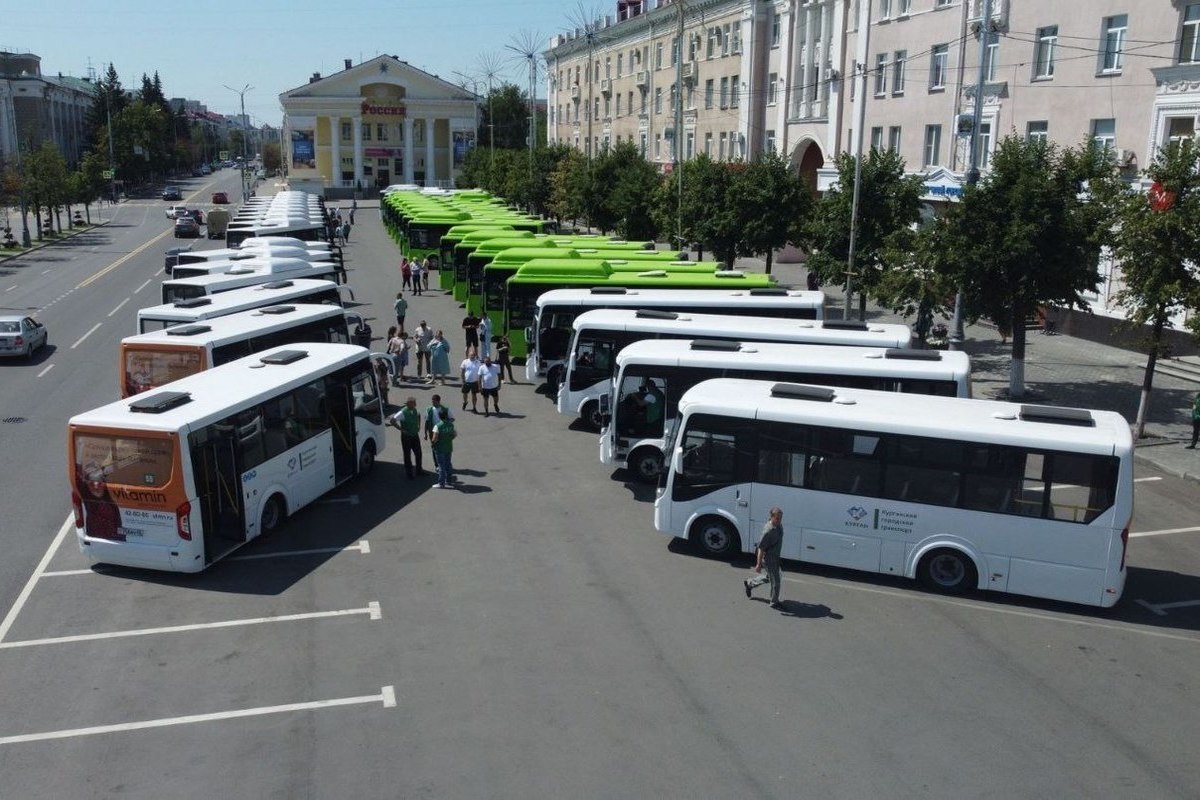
(628, 447, 664, 484)
(358, 441, 376, 475)
(690, 516, 738, 559)
(260, 495, 286, 535)
(917, 549, 977, 595)
(581, 401, 604, 432)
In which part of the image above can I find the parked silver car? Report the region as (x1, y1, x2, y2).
(0, 315, 48, 359)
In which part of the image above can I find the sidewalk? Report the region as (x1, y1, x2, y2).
(728, 253, 1200, 482)
(0, 204, 119, 264)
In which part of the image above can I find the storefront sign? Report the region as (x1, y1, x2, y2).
(361, 102, 406, 116)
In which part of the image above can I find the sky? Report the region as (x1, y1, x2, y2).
(3, 0, 594, 126)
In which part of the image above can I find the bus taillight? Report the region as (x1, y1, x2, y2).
(176, 501, 192, 540)
(71, 492, 84, 528)
(1119, 525, 1130, 571)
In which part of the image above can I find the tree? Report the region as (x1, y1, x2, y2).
(655, 155, 741, 265)
(85, 64, 128, 152)
(876, 219, 957, 345)
(935, 136, 1111, 399)
(547, 148, 587, 227)
(804, 148, 924, 317)
(262, 141, 282, 175)
(594, 141, 661, 240)
(1105, 140, 1200, 437)
(479, 83, 532, 150)
(730, 153, 811, 274)
(24, 143, 69, 238)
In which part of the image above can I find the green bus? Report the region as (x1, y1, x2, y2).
(437, 223, 523, 289)
(503, 260, 777, 358)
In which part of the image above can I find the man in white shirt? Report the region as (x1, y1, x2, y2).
(413, 321, 433, 381)
(460, 350, 482, 413)
(477, 315, 492, 359)
(479, 355, 503, 416)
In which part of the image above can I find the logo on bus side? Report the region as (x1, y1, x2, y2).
(846, 505, 870, 529)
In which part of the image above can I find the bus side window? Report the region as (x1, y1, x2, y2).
(351, 370, 384, 427)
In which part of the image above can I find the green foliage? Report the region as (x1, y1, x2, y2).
(657, 155, 740, 265)
(479, 83, 540, 150)
(804, 148, 924, 302)
(262, 142, 282, 174)
(731, 152, 811, 272)
(597, 141, 662, 241)
(876, 220, 957, 343)
(548, 148, 587, 224)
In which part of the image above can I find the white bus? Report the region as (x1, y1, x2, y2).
(69, 343, 387, 573)
(120, 303, 360, 397)
(160, 258, 342, 303)
(137, 279, 349, 334)
(558, 309, 912, 430)
(170, 247, 340, 279)
(603, 340, 972, 482)
(164, 240, 339, 275)
(526, 287, 826, 385)
(655, 379, 1132, 607)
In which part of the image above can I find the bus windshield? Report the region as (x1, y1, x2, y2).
(124, 348, 203, 397)
(163, 285, 207, 303)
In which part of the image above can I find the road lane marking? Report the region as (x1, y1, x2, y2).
(1134, 477, 1162, 483)
(779, 574, 1200, 644)
(0, 602, 382, 650)
(1129, 526, 1200, 539)
(133, 278, 152, 294)
(41, 269, 51, 275)
(0, 686, 396, 745)
(155, 267, 163, 276)
(0, 516, 72, 644)
(5, 285, 15, 292)
(107, 298, 129, 317)
(1135, 598, 1200, 616)
(76, 227, 172, 289)
(70, 322, 101, 349)
(40, 541, 372, 577)
(36, 364, 54, 378)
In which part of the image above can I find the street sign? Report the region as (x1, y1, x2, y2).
(102, 170, 115, 179)
(219, 150, 229, 162)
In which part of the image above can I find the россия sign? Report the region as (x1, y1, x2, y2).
(361, 102, 406, 116)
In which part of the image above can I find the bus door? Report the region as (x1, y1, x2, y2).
(190, 422, 246, 563)
(324, 373, 359, 484)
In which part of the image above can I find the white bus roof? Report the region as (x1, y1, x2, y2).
(70, 343, 369, 434)
(677, 378, 1131, 456)
(162, 259, 337, 291)
(572, 309, 911, 348)
(616, 339, 970, 382)
(137, 279, 342, 328)
(121, 304, 347, 349)
(537, 287, 825, 309)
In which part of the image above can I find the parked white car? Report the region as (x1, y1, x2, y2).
(0, 315, 48, 359)
(165, 205, 189, 220)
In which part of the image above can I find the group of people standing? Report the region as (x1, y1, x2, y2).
(399, 256, 431, 295)
(387, 394, 458, 489)
(384, 317, 453, 387)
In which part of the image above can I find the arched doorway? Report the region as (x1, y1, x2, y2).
(775, 138, 826, 264)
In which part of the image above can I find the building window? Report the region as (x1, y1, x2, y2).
(705, 79, 714, 108)
(1167, 116, 1196, 146)
(605, 96, 612, 117)
(705, 132, 713, 155)
(767, 72, 779, 105)
(656, 42, 663, 69)
(898, 0, 911, 15)
(685, 131, 694, 159)
(719, 131, 727, 160)
(985, 38, 1000, 82)
(615, 94, 622, 116)
(1092, 118, 1116, 151)
(731, 23, 742, 54)
(655, 87, 662, 114)
(892, 50, 907, 94)
(930, 44, 949, 90)
(605, 56, 611, 78)
(1101, 15, 1127, 73)
(935, 0, 952, 6)
(671, 37, 679, 67)
(730, 75, 740, 108)
(640, 133, 647, 155)
(978, 121, 993, 168)
(923, 124, 941, 166)
(707, 28, 716, 58)
(341, 121, 352, 141)
(1182, 4, 1200, 63)
(765, 129, 777, 153)
(361, 123, 371, 142)
(879, 0, 891, 20)
(629, 91, 635, 115)
(870, 126, 884, 150)
(771, 14, 782, 46)
(686, 83, 695, 109)
(594, 97, 600, 120)
(1034, 25, 1058, 79)
(617, 54, 623, 77)
(669, 83, 677, 111)
(888, 126, 902, 152)
(1026, 120, 1049, 143)
(376, 124, 388, 141)
(722, 24, 731, 56)
(875, 53, 889, 95)
(720, 76, 729, 108)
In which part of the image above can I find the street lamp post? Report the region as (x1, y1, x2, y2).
(223, 83, 253, 201)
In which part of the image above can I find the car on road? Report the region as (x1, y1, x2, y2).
(174, 217, 201, 238)
(0, 315, 48, 359)
(165, 205, 188, 220)
(184, 208, 206, 226)
(200, 165, 212, 175)
(211, 191, 229, 204)
(161, 186, 182, 201)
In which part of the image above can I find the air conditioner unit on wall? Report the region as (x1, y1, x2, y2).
(1117, 149, 1136, 167)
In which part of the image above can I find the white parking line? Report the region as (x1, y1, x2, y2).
(70, 322, 102, 349)
(5, 285, 15, 292)
(41, 269, 51, 275)
(40, 541, 372, 577)
(0, 685, 396, 746)
(1134, 477, 1163, 483)
(0, 602, 382, 650)
(1130, 526, 1200, 539)
(0, 517, 71, 644)
(133, 278, 152, 294)
(36, 364, 54, 378)
(107, 298, 129, 317)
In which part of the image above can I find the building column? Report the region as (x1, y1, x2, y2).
(329, 116, 341, 188)
(424, 117, 436, 186)
(352, 115, 364, 189)
(802, 5, 816, 119)
(403, 116, 415, 183)
(777, 3, 794, 149)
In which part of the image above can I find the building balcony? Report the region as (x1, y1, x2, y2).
(570, 84, 581, 100)
(600, 78, 613, 96)
(635, 71, 649, 89)
(967, 0, 1007, 29)
(681, 63, 696, 84)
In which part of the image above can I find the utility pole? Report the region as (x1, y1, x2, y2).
(586, 27, 595, 162)
(949, 0, 993, 350)
(674, 0, 684, 251)
(9, 113, 31, 247)
(106, 93, 116, 206)
(844, 0, 871, 320)
(224, 83, 253, 201)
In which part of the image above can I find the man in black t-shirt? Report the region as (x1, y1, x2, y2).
(745, 507, 784, 607)
(462, 311, 480, 352)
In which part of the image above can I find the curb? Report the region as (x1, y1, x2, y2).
(0, 217, 113, 264)
(1133, 450, 1200, 484)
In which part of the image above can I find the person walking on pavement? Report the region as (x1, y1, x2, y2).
(424, 395, 454, 471)
(744, 507, 785, 608)
(431, 407, 457, 488)
(374, 358, 391, 407)
(1187, 391, 1200, 449)
(421, 255, 432, 291)
(349, 199, 356, 225)
(429, 330, 452, 385)
(477, 314, 492, 360)
(479, 355, 502, 416)
(401, 258, 412, 292)
(496, 335, 517, 383)
(462, 308, 480, 353)
(388, 397, 424, 478)
(393, 292, 408, 330)
(387, 328, 409, 385)
(414, 321, 433, 381)
(460, 349, 482, 412)
(411, 260, 424, 296)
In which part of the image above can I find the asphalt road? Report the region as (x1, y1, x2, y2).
(0, 189, 1196, 799)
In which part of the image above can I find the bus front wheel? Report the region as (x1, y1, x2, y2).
(628, 447, 664, 484)
(917, 549, 977, 595)
(690, 516, 738, 559)
(546, 366, 564, 394)
(580, 401, 605, 432)
(260, 495, 286, 535)
(358, 441, 377, 475)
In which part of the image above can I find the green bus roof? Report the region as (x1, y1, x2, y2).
(509, 259, 774, 286)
